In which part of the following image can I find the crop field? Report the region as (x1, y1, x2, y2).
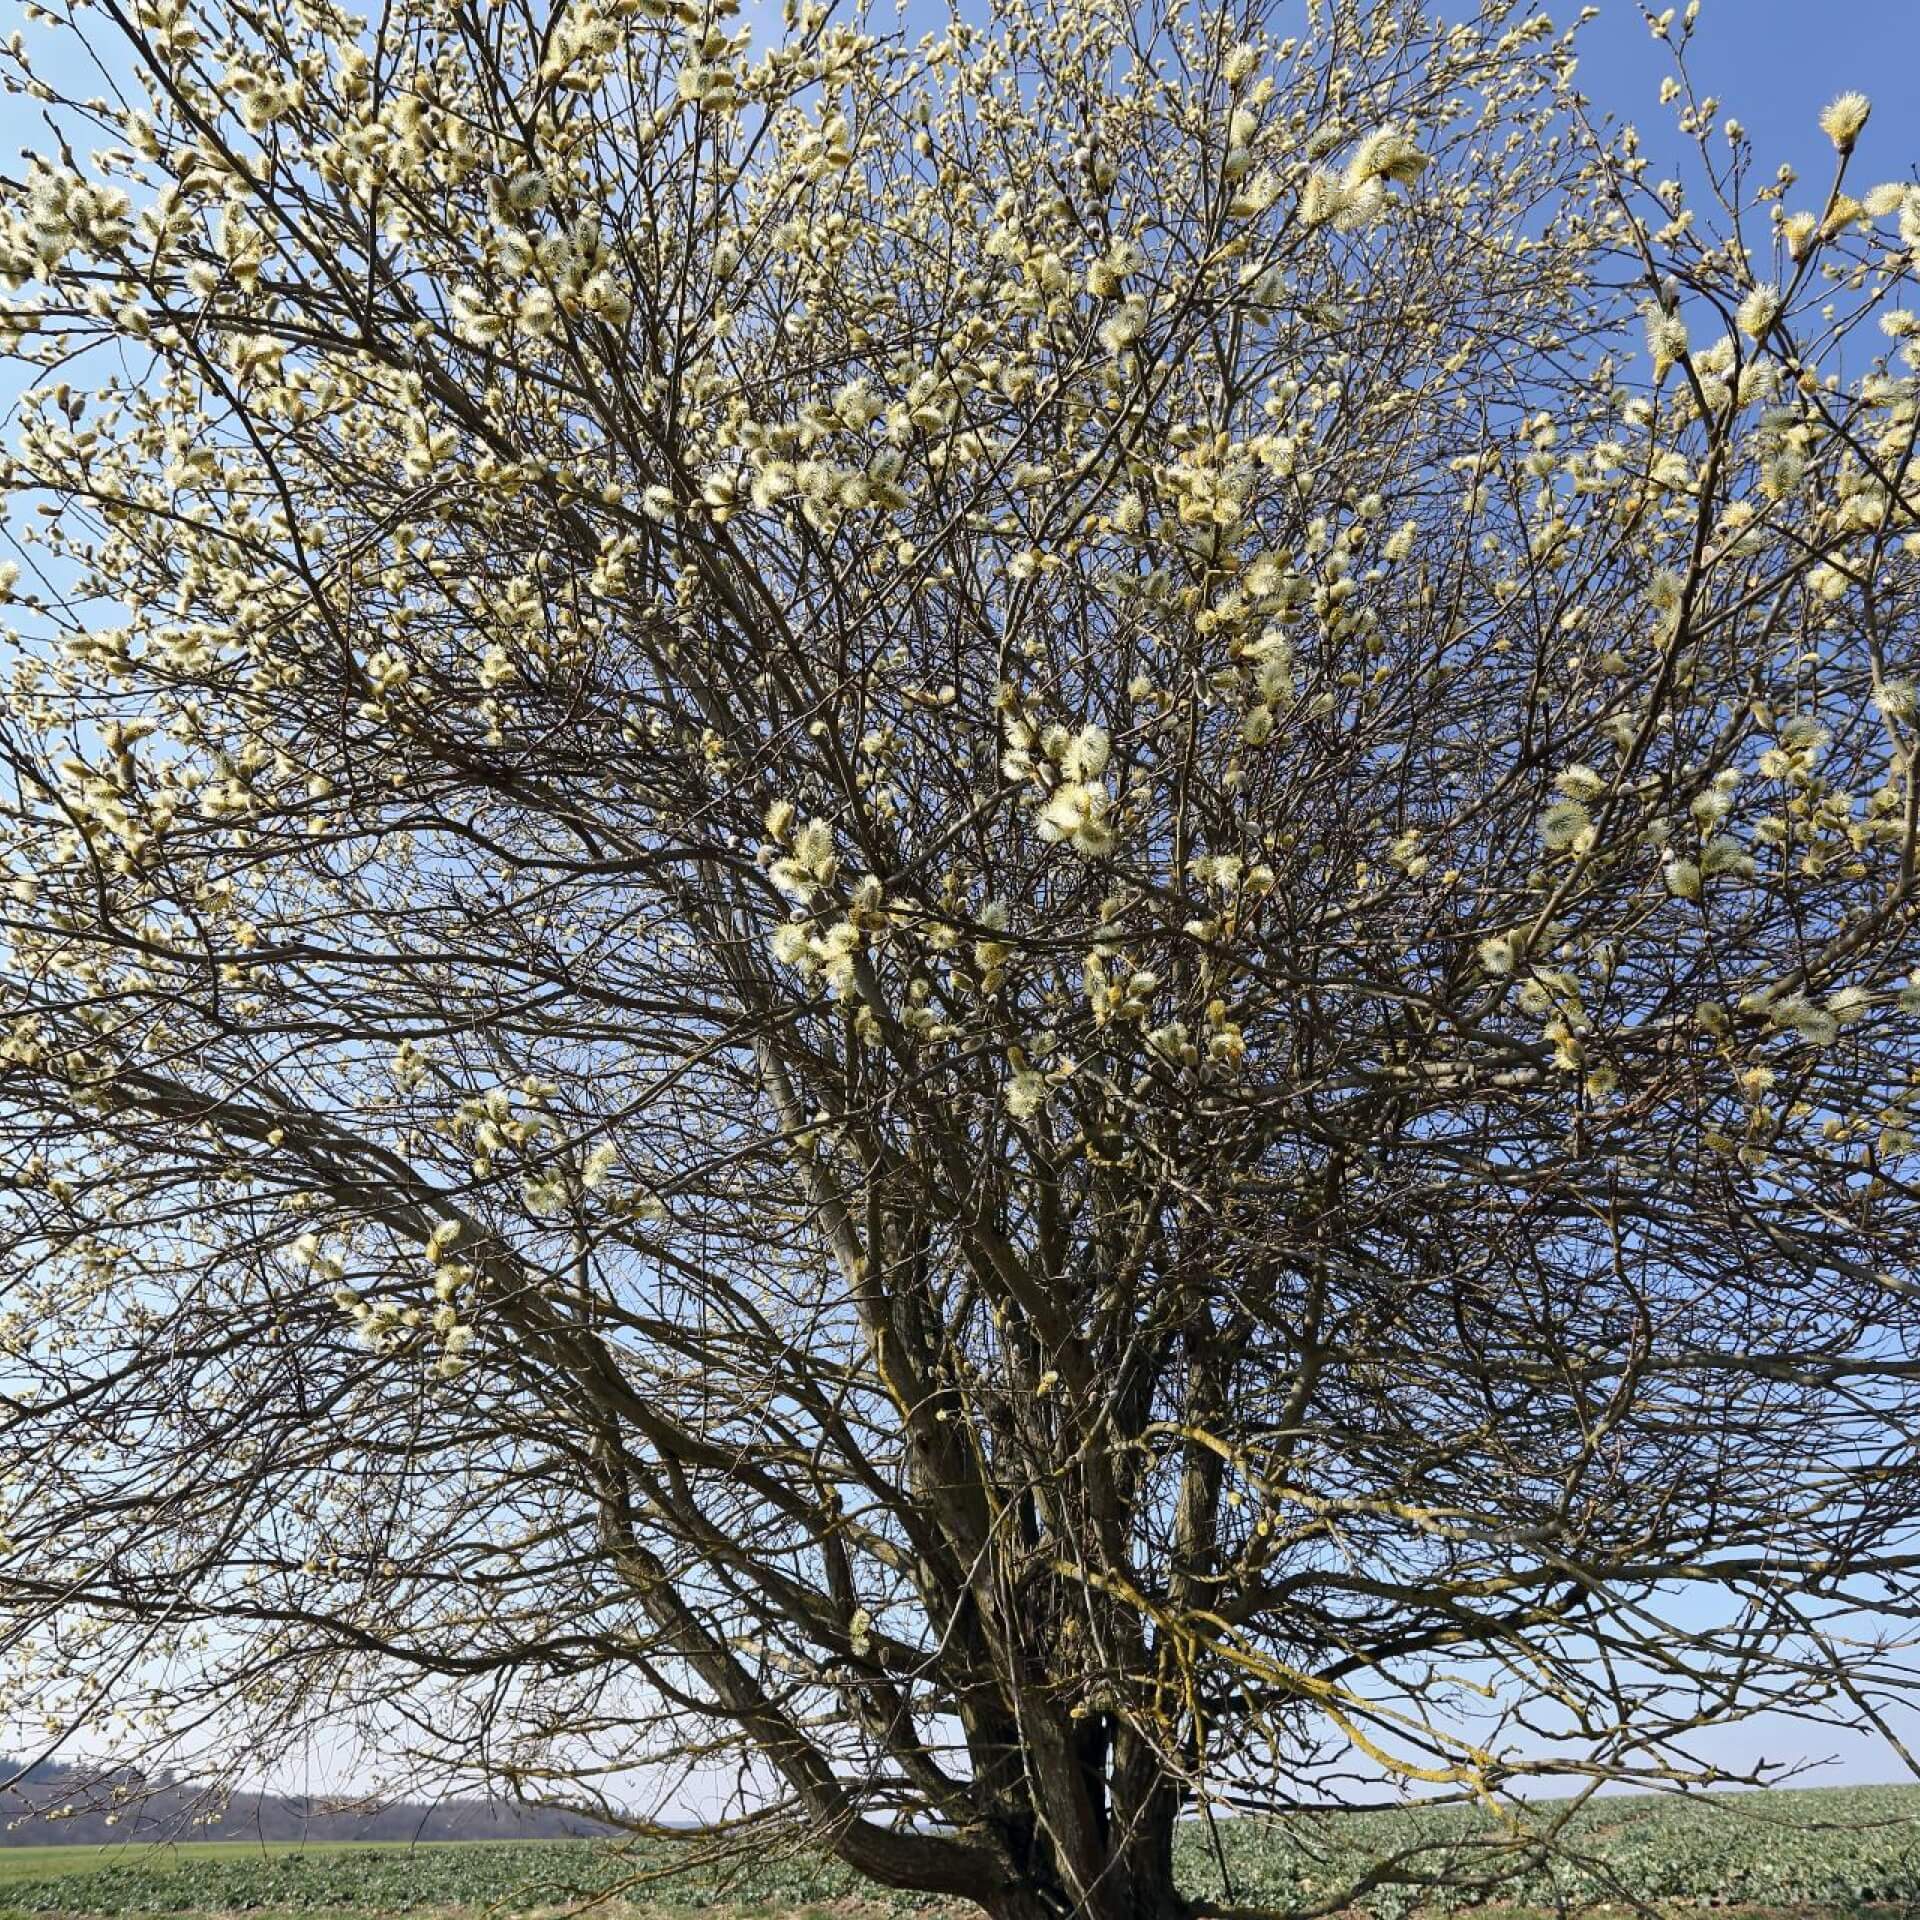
(0, 1848, 425, 1893)
(8, 1787, 1920, 1918)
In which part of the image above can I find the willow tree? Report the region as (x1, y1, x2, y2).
(3, 0, 1920, 1911)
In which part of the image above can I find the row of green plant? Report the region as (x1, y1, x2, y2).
(8, 1788, 1920, 1916)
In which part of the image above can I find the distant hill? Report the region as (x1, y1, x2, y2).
(0, 1754, 616, 1845)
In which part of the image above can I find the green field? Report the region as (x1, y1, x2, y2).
(0, 1847, 425, 1892)
(10, 1787, 1920, 1918)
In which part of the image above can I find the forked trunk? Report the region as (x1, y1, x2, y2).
(979, 1796, 1191, 1920)
(983, 1873, 1192, 1920)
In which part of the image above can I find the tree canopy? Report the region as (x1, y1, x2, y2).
(4, 0, 1920, 1915)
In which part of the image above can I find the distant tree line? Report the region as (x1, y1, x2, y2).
(0, 1755, 614, 1846)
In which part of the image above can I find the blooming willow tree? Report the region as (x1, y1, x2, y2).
(4, 0, 1920, 1912)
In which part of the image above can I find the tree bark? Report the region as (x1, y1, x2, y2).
(976, 1781, 1190, 1920)
(981, 1857, 1192, 1920)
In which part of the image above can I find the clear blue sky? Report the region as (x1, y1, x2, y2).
(1506, 3, 1920, 1795)
(5, 0, 1920, 1805)
(1569, 0, 1919, 203)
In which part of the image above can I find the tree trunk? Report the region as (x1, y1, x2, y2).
(982, 1861, 1191, 1920)
(983, 1886, 1073, 1920)
(978, 1792, 1191, 1920)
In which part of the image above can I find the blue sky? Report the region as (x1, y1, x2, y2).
(5, 0, 1920, 1805)
(1569, 1, 1919, 200)
(1393, 0, 1920, 1790)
